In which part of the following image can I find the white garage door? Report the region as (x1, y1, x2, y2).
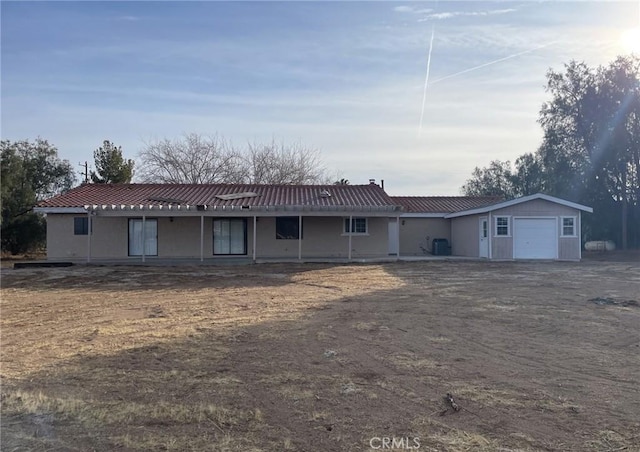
(514, 218, 557, 259)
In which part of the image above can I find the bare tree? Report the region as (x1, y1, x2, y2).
(240, 140, 327, 185)
(138, 133, 240, 183)
(137, 134, 329, 185)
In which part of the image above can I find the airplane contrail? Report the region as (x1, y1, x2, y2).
(418, 26, 436, 137)
(429, 42, 555, 86)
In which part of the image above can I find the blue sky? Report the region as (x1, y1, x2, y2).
(2, 1, 639, 195)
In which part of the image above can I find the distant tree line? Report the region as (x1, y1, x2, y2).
(462, 55, 640, 249)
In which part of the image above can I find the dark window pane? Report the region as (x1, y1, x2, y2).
(74, 217, 88, 235)
(276, 217, 301, 239)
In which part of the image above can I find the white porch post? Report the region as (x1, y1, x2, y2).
(200, 215, 204, 262)
(298, 215, 302, 261)
(87, 210, 92, 263)
(396, 215, 400, 260)
(348, 215, 352, 261)
(252, 216, 257, 263)
(142, 215, 146, 263)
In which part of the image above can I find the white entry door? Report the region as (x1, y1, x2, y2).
(479, 217, 489, 258)
(128, 219, 158, 256)
(388, 218, 399, 255)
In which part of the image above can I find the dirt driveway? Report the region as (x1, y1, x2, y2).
(1, 258, 639, 451)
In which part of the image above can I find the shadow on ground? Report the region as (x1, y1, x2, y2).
(2, 260, 639, 451)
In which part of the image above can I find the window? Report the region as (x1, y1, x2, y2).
(276, 217, 302, 239)
(562, 217, 576, 236)
(495, 216, 510, 236)
(213, 219, 246, 255)
(74, 217, 89, 235)
(344, 217, 368, 234)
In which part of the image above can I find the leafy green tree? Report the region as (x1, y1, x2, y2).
(91, 140, 134, 183)
(462, 160, 514, 198)
(538, 56, 640, 248)
(1, 139, 75, 253)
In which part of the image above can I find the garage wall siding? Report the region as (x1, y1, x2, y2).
(491, 199, 577, 217)
(492, 234, 513, 259)
(559, 237, 580, 260)
(490, 200, 580, 260)
(399, 218, 450, 255)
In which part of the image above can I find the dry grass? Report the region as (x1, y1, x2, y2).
(2, 260, 639, 451)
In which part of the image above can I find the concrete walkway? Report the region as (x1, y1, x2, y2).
(7, 255, 480, 268)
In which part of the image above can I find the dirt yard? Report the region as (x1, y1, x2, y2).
(1, 257, 639, 451)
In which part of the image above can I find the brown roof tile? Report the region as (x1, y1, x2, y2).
(38, 183, 398, 210)
(391, 196, 503, 214)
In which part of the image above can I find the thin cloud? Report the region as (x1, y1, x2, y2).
(117, 15, 139, 22)
(393, 5, 433, 15)
(419, 8, 517, 21)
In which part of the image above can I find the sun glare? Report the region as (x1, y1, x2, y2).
(620, 27, 640, 54)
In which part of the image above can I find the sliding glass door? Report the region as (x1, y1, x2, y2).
(128, 219, 158, 256)
(213, 219, 247, 255)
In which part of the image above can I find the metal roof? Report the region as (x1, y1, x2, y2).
(36, 183, 400, 212)
(390, 196, 503, 214)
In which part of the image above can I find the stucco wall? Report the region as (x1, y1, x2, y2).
(398, 218, 450, 255)
(451, 215, 480, 257)
(46, 214, 128, 260)
(255, 216, 388, 258)
(46, 214, 89, 260)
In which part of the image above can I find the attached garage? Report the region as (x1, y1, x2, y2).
(446, 194, 593, 261)
(513, 218, 557, 259)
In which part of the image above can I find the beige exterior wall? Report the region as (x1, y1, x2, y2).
(255, 216, 388, 258)
(46, 214, 129, 260)
(46, 214, 89, 260)
(46, 214, 388, 260)
(491, 199, 577, 217)
(398, 218, 450, 255)
(450, 215, 480, 257)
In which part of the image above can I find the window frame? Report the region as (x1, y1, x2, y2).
(495, 216, 511, 237)
(343, 217, 368, 235)
(275, 217, 302, 240)
(561, 216, 577, 237)
(74, 217, 89, 235)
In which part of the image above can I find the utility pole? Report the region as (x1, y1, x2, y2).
(79, 161, 89, 184)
